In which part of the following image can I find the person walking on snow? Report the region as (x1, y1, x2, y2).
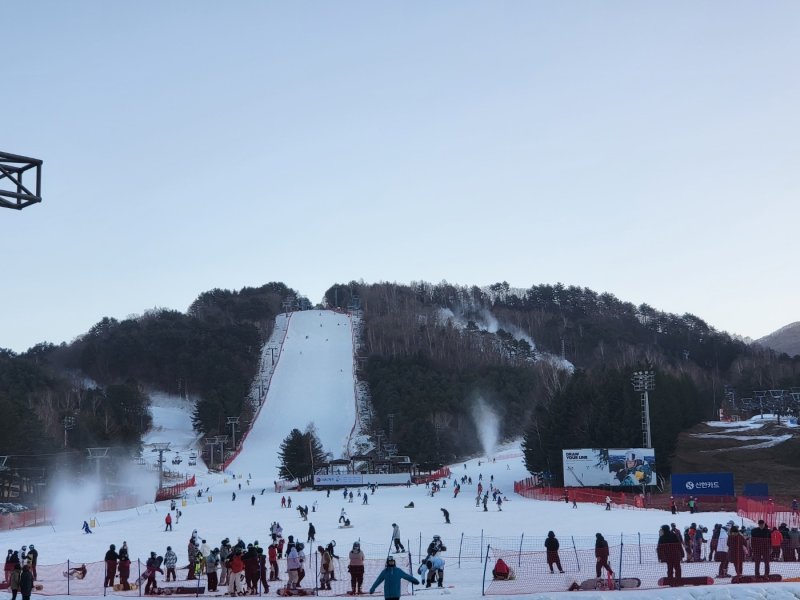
(605, 496, 612, 510)
(545, 531, 564, 574)
(308, 523, 316, 543)
(164, 512, 172, 531)
(392, 524, 405, 553)
(594, 534, 613, 579)
(441, 508, 450, 524)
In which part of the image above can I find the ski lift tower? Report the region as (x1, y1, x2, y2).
(87, 447, 110, 484)
(226, 417, 240, 452)
(150, 442, 171, 492)
(0, 152, 43, 210)
(631, 370, 655, 448)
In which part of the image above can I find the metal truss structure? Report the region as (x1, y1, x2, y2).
(0, 151, 43, 209)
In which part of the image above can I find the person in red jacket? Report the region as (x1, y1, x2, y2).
(164, 513, 172, 532)
(228, 549, 246, 595)
(727, 526, 746, 576)
(491, 558, 512, 580)
(770, 527, 783, 561)
(268, 544, 279, 581)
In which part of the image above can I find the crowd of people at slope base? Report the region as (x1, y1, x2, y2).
(2, 545, 38, 600)
(93, 525, 449, 597)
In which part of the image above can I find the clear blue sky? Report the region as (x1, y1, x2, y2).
(2, 1, 798, 353)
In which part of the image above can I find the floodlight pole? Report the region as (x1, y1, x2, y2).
(631, 371, 656, 448)
(63, 416, 76, 448)
(268, 346, 277, 366)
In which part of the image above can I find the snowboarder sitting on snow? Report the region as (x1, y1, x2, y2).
(404, 502, 414, 509)
(66, 564, 88, 580)
(369, 556, 419, 599)
(491, 559, 514, 580)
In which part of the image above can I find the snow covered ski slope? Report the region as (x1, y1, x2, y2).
(230, 310, 357, 478)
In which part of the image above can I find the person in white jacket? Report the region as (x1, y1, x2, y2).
(392, 524, 405, 553)
(286, 542, 301, 590)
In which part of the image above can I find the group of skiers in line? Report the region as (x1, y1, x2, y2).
(656, 518, 799, 580)
(4, 546, 38, 583)
(4, 546, 37, 600)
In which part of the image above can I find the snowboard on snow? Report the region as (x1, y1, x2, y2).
(277, 588, 315, 596)
(338, 525, 354, 529)
(113, 583, 139, 591)
(570, 577, 640, 591)
(731, 574, 782, 584)
(658, 576, 713, 586)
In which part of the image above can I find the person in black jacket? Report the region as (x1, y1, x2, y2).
(19, 565, 33, 600)
(544, 531, 564, 573)
(751, 520, 771, 577)
(594, 534, 613, 578)
(657, 525, 684, 581)
(103, 544, 119, 588)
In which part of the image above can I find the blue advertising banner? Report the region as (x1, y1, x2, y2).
(742, 483, 769, 497)
(671, 472, 734, 496)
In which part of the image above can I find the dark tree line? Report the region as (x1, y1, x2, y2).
(326, 280, 800, 474)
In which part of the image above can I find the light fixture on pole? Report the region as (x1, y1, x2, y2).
(63, 416, 76, 448)
(631, 370, 656, 448)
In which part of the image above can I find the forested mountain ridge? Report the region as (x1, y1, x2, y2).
(325, 281, 800, 478)
(0, 283, 302, 462)
(1, 279, 798, 490)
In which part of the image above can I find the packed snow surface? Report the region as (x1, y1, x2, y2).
(4, 311, 800, 600)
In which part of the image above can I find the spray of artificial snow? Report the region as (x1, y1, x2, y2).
(471, 396, 500, 459)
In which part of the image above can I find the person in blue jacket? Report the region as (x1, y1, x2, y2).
(369, 556, 419, 600)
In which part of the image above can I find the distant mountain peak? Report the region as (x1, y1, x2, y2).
(756, 322, 800, 357)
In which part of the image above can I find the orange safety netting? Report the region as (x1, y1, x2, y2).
(4, 555, 417, 596)
(484, 541, 800, 594)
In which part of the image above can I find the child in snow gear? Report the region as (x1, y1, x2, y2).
(418, 556, 445, 588)
(164, 546, 177, 582)
(492, 558, 514, 580)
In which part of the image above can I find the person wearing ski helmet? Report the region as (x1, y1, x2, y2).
(103, 544, 119, 588)
(369, 556, 419, 600)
